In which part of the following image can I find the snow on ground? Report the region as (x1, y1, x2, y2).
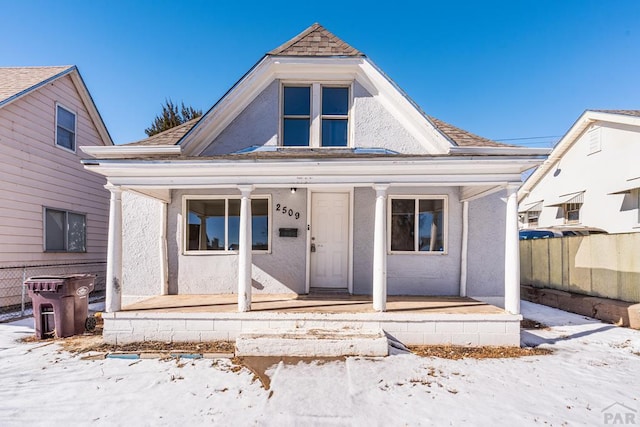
(1, 301, 638, 426)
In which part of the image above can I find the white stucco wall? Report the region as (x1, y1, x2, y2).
(520, 121, 640, 233)
(122, 191, 164, 305)
(199, 80, 429, 155)
(353, 186, 462, 295)
(166, 188, 307, 295)
(351, 82, 427, 153)
(201, 81, 279, 156)
(466, 190, 507, 301)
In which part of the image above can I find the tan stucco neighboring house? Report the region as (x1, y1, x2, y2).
(518, 110, 640, 233)
(82, 24, 549, 349)
(0, 66, 113, 307)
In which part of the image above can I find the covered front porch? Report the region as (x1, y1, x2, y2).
(101, 293, 522, 347)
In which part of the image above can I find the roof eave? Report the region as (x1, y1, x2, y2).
(81, 145, 182, 159)
(0, 65, 75, 109)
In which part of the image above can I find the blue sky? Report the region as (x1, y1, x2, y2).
(2, 1, 639, 146)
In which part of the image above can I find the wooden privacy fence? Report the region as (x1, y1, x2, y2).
(520, 233, 640, 303)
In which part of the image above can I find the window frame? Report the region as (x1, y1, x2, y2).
(55, 103, 77, 153)
(636, 189, 640, 225)
(43, 207, 87, 253)
(564, 202, 581, 224)
(280, 81, 352, 148)
(281, 85, 312, 147)
(320, 85, 350, 147)
(182, 195, 272, 255)
(526, 210, 541, 227)
(387, 195, 448, 255)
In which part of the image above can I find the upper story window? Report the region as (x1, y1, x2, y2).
(389, 196, 447, 253)
(44, 207, 86, 252)
(281, 83, 350, 147)
(321, 87, 349, 147)
(56, 104, 76, 152)
(282, 86, 311, 146)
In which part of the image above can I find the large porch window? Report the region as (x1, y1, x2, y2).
(389, 196, 447, 253)
(184, 196, 270, 253)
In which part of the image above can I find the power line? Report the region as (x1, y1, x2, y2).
(494, 135, 562, 142)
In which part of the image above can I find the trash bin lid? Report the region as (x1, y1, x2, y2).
(24, 274, 94, 292)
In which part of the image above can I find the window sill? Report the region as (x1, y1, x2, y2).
(54, 143, 77, 154)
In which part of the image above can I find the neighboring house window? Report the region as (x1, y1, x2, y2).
(527, 210, 540, 227)
(281, 83, 350, 147)
(389, 196, 446, 253)
(636, 189, 640, 224)
(56, 104, 76, 152)
(44, 208, 86, 252)
(564, 203, 581, 224)
(185, 197, 270, 253)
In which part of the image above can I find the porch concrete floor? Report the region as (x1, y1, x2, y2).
(123, 294, 505, 315)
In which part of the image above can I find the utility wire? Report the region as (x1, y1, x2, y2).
(494, 135, 561, 142)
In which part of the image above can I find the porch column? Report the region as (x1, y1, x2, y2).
(105, 185, 123, 313)
(237, 185, 254, 312)
(504, 184, 520, 314)
(459, 200, 469, 297)
(372, 184, 389, 312)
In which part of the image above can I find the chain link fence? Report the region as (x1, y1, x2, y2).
(0, 262, 106, 322)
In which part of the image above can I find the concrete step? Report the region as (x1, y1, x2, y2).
(235, 328, 389, 357)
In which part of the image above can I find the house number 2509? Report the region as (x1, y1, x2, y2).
(275, 204, 300, 219)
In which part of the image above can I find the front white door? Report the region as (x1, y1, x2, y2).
(310, 192, 350, 289)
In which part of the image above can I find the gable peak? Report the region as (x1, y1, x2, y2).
(268, 23, 364, 57)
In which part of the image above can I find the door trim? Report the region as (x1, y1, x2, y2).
(305, 187, 354, 294)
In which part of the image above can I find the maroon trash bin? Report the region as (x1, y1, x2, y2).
(25, 274, 95, 339)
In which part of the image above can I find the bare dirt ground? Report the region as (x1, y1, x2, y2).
(21, 317, 553, 362)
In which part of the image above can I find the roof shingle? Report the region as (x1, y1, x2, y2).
(126, 118, 200, 146)
(268, 23, 364, 57)
(427, 116, 512, 147)
(0, 66, 73, 106)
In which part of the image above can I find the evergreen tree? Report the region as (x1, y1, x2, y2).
(145, 99, 202, 136)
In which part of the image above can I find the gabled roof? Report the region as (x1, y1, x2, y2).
(518, 109, 640, 202)
(0, 65, 113, 145)
(117, 24, 525, 154)
(268, 23, 363, 57)
(127, 118, 200, 146)
(0, 66, 73, 107)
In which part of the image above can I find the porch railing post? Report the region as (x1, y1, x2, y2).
(504, 185, 521, 314)
(373, 184, 389, 312)
(238, 185, 254, 312)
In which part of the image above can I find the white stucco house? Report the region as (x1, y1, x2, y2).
(0, 66, 112, 308)
(519, 110, 640, 233)
(82, 24, 548, 348)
